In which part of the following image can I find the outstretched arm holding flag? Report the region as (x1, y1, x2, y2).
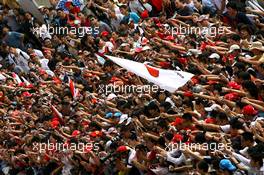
(105, 55, 194, 93)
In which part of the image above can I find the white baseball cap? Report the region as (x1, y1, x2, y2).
(228, 44, 240, 53)
(204, 104, 221, 112)
(119, 114, 128, 124)
(209, 53, 220, 59)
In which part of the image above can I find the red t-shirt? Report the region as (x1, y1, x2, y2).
(149, 0, 163, 11)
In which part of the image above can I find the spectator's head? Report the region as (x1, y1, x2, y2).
(249, 42, 264, 56)
(241, 132, 254, 147)
(175, 0, 185, 9)
(90, 16, 99, 27)
(25, 12, 33, 20)
(239, 25, 253, 40)
(248, 144, 264, 168)
(182, 113, 193, 125)
(44, 38, 52, 48)
(26, 43, 34, 53)
(197, 160, 209, 174)
(119, 5, 129, 16)
(229, 118, 243, 136)
(197, 15, 210, 27)
(57, 9, 66, 18)
(226, 2, 238, 17)
(2, 26, 10, 35)
(242, 80, 258, 99)
(229, 34, 241, 45)
(219, 159, 236, 174)
(159, 101, 172, 113)
(146, 101, 160, 117)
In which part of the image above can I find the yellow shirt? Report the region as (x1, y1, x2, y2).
(258, 53, 264, 63)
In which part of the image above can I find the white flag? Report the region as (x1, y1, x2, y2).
(106, 55, 194, 93)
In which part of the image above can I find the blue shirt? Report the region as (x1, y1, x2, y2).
(129, 12, 140, 24)
(4, 32, 24, 49)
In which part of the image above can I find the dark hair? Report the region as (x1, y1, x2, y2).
(238, 71, 250, 81)
(242, 80, 258, 98)
(260, 63, 264, 69)
(57, 8, 64, 12)
(147, 101, 159, 110)
(216, 112, 228, 121)
(160, 101, 172, 111)
(89, 121, 102, 130)
(135, 144, 148, 152)
(182, 113, 192, 121)
(165, 132, 174, 141)
(230, 34, 241, 41)
(197, 160, 209, 172)
(104, 60, 113, 67)
(226, 2, 238, 10)
(239, 25, 253, 34)
(229, 118, 243, 129)
(188, 40, 197, 48)
(248, 143, 264, 166)
(247, 68, 257, 78)
(195, 132, 206, 143)
(119, 5, 127, 9)
(234, 62, 246, 71)
(242, 132, 254, 142)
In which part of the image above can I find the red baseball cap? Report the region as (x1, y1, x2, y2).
(50, 120, 60, 129)
(171, 117, 183, 126)
(90, 130, 103, 138)
(228, 82, 241, 90)
(141, 10, 149, 19)
(116, 145, 128, 153)
(22, 91, 32, 98)
(205, 118, 216, 124)
(101, 31, 109, 37)
(224, 92, 238, 101)
(172, 134, 183, 142)
(242, 105, 258, 116)
(71, 130, 80, 137)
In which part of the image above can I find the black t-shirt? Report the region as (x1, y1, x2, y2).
(48, 58, 58, 71)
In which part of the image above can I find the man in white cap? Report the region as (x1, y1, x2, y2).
(228, 44, 241, 54)
(197, 15, 214, 37)
(240, 41, 264, 65)
(209, 53, 221, 60)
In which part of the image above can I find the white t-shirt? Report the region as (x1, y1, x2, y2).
(34, 49, 44, 59)
(129, 0, 144, 13)
(166, 151, 186, 165)
(127, 148, 136, 168)
(39, 58, 55, 76)
(239, 142, 257, 158)
(220, 124, 231, 133)
(98, 42, 114, 54)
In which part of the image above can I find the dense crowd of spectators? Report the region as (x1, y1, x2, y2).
(0, 0, 264, 174)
